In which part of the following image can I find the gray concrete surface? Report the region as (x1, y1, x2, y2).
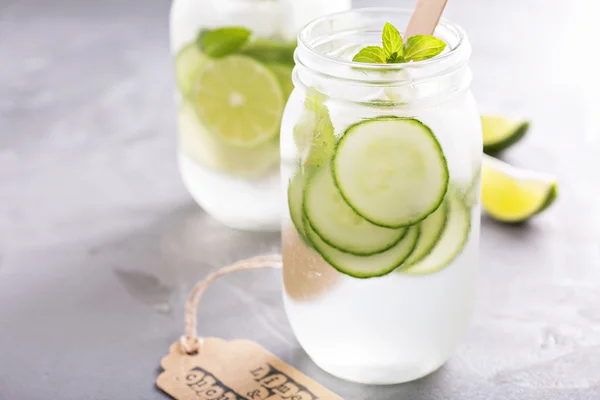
(1, 0, 599, 399)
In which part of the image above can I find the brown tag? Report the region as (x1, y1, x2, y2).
(157, 338, 342, 400)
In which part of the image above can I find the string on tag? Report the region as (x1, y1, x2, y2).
(179, 254, 283, 355)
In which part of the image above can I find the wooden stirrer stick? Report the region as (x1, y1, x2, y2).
(405, 0, 449, 38)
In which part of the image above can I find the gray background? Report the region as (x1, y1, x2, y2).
(1, 0, 600, 399)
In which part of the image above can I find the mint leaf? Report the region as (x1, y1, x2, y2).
(382, 22, 403, 58)
(352, 22, 444, 65)
(389, 54, 405, 63)
(197, 27, 251, 58)
(403, 35, 446, 62)
(352, 46, 386, 64)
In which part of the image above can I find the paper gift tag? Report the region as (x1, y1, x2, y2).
(157, 338, 342, 400)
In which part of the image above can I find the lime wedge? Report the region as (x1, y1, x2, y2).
(174, 43, 208, 97)
(191, 55, 284, 147)
(481, 115, 530, 154)
(481, 155, 558, 223)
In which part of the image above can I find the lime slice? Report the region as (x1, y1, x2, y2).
(267, 63, 294, 100)
(481, 155, 558, 223)
(191, 55, 284, 147)
(178, 102, 279, 178)
(293, 89, 335, 168)
(481, 115, 530, 154)
(174, 43, 208, 97)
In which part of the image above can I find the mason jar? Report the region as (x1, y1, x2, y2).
(281, 8, 482, 384)
(170, 0, 351, 231)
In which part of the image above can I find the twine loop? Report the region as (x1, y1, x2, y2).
(179, 254, 282, 354)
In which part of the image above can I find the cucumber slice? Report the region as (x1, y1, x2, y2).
(175, 43, 207, 97)
(304, 164, 406, 255)
(399, 200, 449, 269)
(288, 171, 308, 242)
(306, 223, 420, 279)
(402, 191, 471, 275)
(333, 117, 449, 228)
(463, 167, 482, 208)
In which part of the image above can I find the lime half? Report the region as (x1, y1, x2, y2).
(481, 115, 530, 154)
(481, 155, 558, 223)
(191, 55, 284, 147)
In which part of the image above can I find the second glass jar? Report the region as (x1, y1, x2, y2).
(170, 0, 351, 231)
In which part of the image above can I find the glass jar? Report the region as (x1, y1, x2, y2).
(281, 8, 482, 384)
(170, 0, 351, 231)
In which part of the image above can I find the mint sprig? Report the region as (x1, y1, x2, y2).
(197, 27, 251, 58)
(352, 22, 446, 64)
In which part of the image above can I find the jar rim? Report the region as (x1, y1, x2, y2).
(297, 7, 468, 72)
